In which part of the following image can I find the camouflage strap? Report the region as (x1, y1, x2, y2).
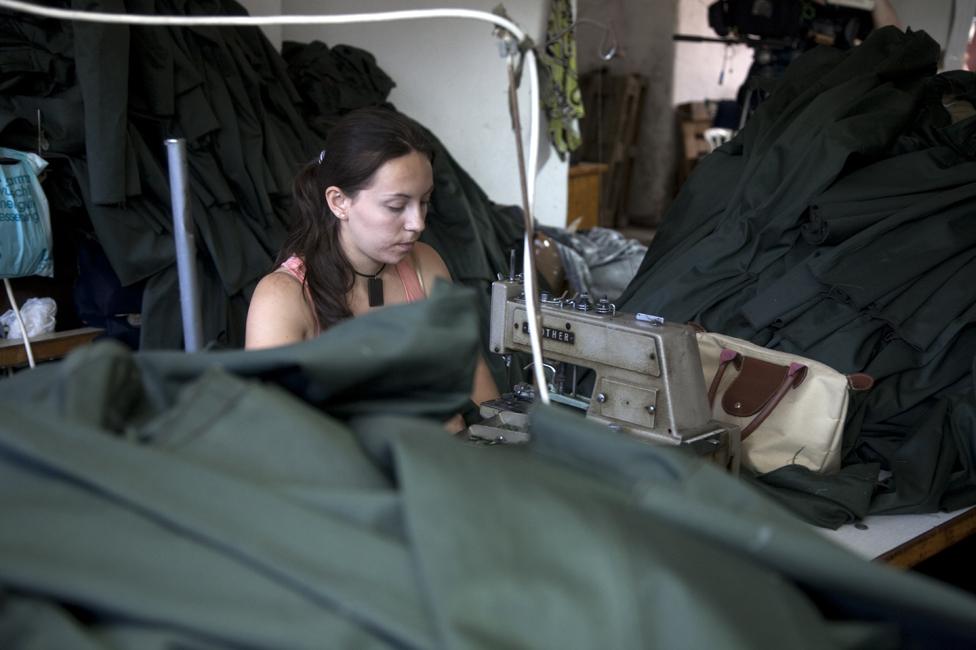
(539, 0, 584, 159)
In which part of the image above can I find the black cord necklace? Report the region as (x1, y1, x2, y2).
(352, 264, 386, 307)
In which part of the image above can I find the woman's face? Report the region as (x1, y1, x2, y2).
(331, 151, 433, 270)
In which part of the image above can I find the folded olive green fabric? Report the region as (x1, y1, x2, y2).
(2, 284, 976, 649)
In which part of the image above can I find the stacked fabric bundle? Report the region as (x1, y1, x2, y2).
(618, 27, 976, 527)
(0, 1, 523, 352)
(2, 284, 976, 648)
(1, 0, 317, 348)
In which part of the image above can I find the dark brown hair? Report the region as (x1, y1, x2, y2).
(276, 107, 434, 330)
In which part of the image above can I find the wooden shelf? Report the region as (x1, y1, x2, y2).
(567, 163, 609, 230)
(878, 508, 976, 568)
(818, 506, 976, 569)
(0, 327, 104, 369)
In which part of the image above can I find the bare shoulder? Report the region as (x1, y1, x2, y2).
(245, 271, 316, 349)
(413, 241, 451, 282)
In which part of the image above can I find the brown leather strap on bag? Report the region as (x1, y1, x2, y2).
(847, 373, 874, 391)
(707, 348, 742, 407)
(739, 362, 808, 440)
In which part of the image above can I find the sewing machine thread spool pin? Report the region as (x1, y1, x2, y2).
(575, 294, 593, 312)
(595, 296, 615, 316)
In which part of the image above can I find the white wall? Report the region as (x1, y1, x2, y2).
(238, 0, 283, 49)
(672, 0, 752, 106)
(672, 0, 976, 108)
(257, 0, 568, 227)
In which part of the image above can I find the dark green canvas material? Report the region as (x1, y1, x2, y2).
(2, 284, 976, 648)
(617, 28, 976, 527)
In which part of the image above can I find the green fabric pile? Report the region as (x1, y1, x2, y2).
(618, 28, 976, 527)
(2, 283, 976, 648)
(1, 0, 317, 348)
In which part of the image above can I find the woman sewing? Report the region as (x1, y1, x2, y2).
(245, 107, 499, 428)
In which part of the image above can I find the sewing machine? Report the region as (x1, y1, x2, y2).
(473, 278, 740, 473)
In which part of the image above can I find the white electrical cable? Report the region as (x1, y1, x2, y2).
(526, 50, 547, 403)
(526, 50, 540, 216)
(3, 278, 36, 368)
(521, 233, 550, 402)
(0, 1, 526, 33)
(0, 0, 552, 403)
(514, 49, 550, 404)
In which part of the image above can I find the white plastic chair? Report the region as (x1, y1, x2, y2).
(704, 127, 734, 152)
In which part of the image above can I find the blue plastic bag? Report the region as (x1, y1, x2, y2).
(0, 147, 53, 278)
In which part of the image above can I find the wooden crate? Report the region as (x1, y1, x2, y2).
(576, 70, 648, 228)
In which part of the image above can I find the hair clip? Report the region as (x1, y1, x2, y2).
(318, 149, 326, 164)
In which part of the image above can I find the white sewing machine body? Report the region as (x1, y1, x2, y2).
(483, 279, 739, 473)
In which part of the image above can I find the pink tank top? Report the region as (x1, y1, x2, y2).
(278, 255, 427, 333)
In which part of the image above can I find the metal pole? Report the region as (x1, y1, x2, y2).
(165, 138, 204, 353)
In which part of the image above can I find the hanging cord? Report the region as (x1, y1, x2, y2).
(719, 42, 732, 85)
(0, 0, 552, 399)
(506, 48, 550, 404)
(3, 279, 35, 368)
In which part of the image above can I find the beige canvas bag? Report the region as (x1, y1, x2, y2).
(696, 331, 873, 475)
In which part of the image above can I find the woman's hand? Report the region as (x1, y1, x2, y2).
(444, 413, 466, 434)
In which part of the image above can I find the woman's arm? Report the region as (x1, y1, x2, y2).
(413, 241, 451, 286)
(471, 354, 501, 404)
(245, 272, 316, 349)
(414, 242, 502, 408)
(443, 355, 500, 433)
